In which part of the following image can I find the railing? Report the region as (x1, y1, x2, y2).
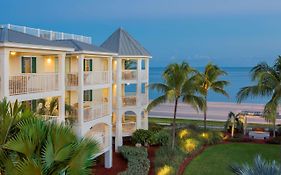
(9, 73, 59, 96)
(122, 70, 137, 81)
(83, 103, 110, 122)
(93, 132, 110, 150)
(84, 71, 109, 85)
(0, 24, 92, 44)
(66, 73, 78, 87)
(42, 115, 59, 123)
(122, 96, 137, 107)
(122, 122, 136, 135)
(141, 70, 147, 80)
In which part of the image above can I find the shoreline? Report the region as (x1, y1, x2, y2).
(148, 101, 281, 124)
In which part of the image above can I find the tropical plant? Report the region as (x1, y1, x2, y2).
(37, 97, 59, 116)
(0, 99, 35, 173)
(196, 63, 229, 131)
(237, 56, 281, 137)
(230, 155, 281, 175)
(225, 111, 244, 137)
(147, 62, 205, 149)
(1, 117, 99, 175)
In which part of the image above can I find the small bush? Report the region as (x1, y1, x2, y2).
(150, 130, 171, 146)
(200, 131, 224, 145)
(132, 129, 153, 145)
(118, 146, 150, 175)
(154, 146, 186, 175)
(266, 136, 281, 144)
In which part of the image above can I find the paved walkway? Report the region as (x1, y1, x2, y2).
(149, 101, 281, 124)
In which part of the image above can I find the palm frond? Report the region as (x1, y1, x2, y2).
(147, 95, 167, 111)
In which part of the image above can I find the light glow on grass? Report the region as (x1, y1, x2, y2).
(157, 165, 173, 175)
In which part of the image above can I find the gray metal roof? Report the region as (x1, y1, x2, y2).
(54, 39, 114, 54)
(0, 28, 72, 49)
(100, 28, 151, 57)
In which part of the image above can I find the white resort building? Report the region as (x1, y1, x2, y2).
(0, 24, 151, 168)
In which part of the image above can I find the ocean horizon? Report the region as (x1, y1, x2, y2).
(148, 66, 269, 104)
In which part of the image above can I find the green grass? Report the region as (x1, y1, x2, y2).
(148, 117, 272, 128)
(184, 143, 281, 175)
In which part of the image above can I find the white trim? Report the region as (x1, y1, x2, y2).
(70, 51, 118, 56)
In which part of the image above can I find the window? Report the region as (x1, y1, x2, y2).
(84, 90, 93, 102)
(21, 56, 36, 73)
(84, 59, 93, 71)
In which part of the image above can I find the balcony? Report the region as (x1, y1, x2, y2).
(84, 71, 109, 86)
(122, 96, 137, 107)
(122, 70, 137, 81)
(112, 121, 136, 137)
(83, 103, 110, 122)
(141, 93, 149, 105)
(9, 73, 59, 96)
(66, 71, 109, 87)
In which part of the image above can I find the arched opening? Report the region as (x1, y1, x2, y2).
(85, 123, 110, 151)
(122, 111, 137, 136)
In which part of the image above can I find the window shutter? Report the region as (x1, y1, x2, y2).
(89, 59, 93, 71)
(21, 57, 25, 73)
(32, 57, 37, 73)
(90, 90, 93, 101)
(83, 59, 86, 71)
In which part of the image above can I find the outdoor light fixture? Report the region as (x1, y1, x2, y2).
(126, 83, 130, 85)
(10, 51, 16, 56)
(47, 58, 52, 64)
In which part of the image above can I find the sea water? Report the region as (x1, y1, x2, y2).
(148, 67, 269, 104)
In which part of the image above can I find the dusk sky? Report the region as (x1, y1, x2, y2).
(1, 0, 281, 67)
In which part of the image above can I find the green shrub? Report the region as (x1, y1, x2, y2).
(200, 131, 224, 145)
(150, 130, 171, 146)
(266, 136, 281, 144)
(132, 129, 153, 145)
(149, 123, 163, 132)
(118, 146, 150, 175)
(154, 146, 186, 175)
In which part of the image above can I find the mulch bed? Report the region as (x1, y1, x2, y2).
(148, 146, 159, 175)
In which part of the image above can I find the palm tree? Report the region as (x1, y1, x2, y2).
(196, 63, 229, 131)
(147, 62, 205, 149)
(230, 155, 281, 175)
(1, 117, 99, 175)
(237, 57, 281, 137)
(225, 112, 243, 137)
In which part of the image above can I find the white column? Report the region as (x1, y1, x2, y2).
(77, 55, 84, 137)
(136, 59, 142, 129)
(105, 124, 112, 168)
(1, 49, 10, 99)
(108, 57, 113, 114)
(58, 53, 66, 123)
(115, 58, 123, 151)
(143, 110, 149, 130)
(136, 110, 142, 129)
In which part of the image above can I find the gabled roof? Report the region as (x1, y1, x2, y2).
(100, 28, 151, 57)
(0, 28, 72, 49)
(54, 39, 115, 54)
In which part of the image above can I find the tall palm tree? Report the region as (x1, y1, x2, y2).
(196, 63, 229, 131)
(147, 62, 205, 149)
(1, 117, 99, 175)
(237, 56, 281, 137)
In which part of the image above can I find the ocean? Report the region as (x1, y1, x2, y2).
(149, 67, 269, 104)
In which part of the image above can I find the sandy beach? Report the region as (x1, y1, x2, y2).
(149, 101, 281, 124)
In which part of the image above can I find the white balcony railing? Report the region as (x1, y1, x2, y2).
(122, 122, 136, 136)
(42, 115, 60, 123)
(9, 73, 59, 96)
(66, 71, 109, 87)
(122, 70, 137, 81)
(83, 103, 110, 122)
(93, 132, 110, 151)
(1, 24, 92, 44)
(122, 96, 137, 107)
(84, 71, 109, 86)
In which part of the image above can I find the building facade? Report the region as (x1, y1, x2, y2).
(0, 24, 151, 168)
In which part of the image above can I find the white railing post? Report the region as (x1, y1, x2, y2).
(77, 55, 84, 135)
(1, 49, 9, 98)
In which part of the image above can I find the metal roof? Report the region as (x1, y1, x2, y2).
(0, 28, 72, 49)
(54, 39, 115, 54)
(100, 28, 151, 57)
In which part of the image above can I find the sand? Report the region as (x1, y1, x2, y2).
(148, 101, 281, 124)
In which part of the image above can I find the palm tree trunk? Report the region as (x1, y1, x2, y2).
(273, 119, 276, 137)
(172, 98, 179, 150)
(204, 96, 207, 132)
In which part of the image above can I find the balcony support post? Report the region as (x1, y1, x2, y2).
(77, 55, 84, 137)
(105, 124, 112, 168)
(1, 48, 10, 99)
(143, 110, 149, 130)
(137, 58, 142, 107)
(58, 53, 66, 123)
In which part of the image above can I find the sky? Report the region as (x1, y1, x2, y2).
(1, 0, 281, 67)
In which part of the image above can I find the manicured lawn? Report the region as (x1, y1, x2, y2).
(184, 143, 280, 175)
